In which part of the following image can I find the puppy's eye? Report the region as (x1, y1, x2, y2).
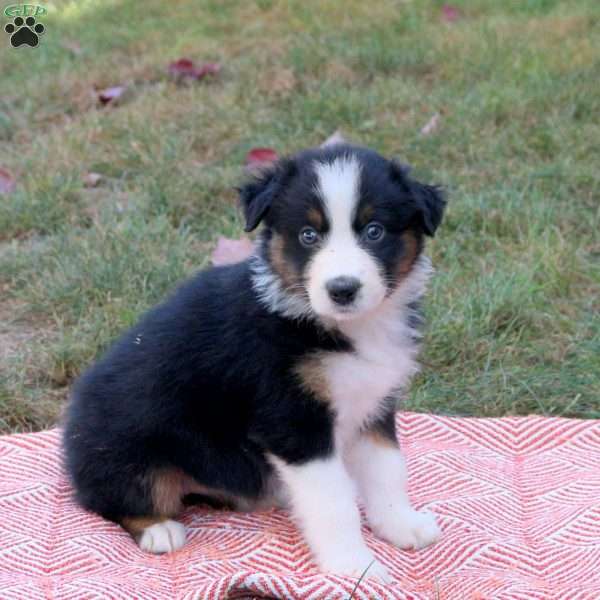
(299, 227, 320, 247)
(365, 222, 385, 242)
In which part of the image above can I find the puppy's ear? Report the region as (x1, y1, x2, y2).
(390, 160, 446, 237)
(237, 159, 295, 232)
(410, 181, 446, 236)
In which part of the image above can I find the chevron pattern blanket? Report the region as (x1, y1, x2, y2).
(1, 414, 598, 599)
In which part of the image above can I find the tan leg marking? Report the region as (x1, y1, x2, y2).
(122, 516, 167, 540)
(364, 428, 398, 448)
(150, 468, 185, 516)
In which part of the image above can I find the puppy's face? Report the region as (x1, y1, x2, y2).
(241, 145, 445, 321)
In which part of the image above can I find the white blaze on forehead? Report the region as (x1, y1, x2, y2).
(314, 156, 361, 227)
(308, 155, 387, 320)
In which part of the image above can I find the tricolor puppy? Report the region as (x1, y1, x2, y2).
(64, 143, 446, 582)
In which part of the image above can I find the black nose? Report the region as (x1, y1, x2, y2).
(326, 276, 362, 306)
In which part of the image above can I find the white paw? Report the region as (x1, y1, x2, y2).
(371, 509, 441, 550)
(138, 520, 186, 554)
(320, 549, 391, 583)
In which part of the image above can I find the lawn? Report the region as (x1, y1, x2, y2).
(0, 0, 598, 433)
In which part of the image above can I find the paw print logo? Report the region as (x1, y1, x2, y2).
(4, 16, 45, 47)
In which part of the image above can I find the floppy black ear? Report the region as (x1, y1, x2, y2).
(410, 181, 446, 237)
(237, 159, 295, 232)
(238, 170, 277, 232)
(389, 160, 446, 237)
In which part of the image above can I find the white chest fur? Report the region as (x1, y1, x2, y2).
(323, 303, 418, 448)
(321, 258, 431, 449)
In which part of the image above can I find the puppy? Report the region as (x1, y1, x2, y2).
(63, 143, 446, 582)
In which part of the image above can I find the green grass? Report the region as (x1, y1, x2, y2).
(1, 0, 599, 432)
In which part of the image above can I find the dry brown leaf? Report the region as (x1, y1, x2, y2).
(83, 172, 103, 188)
(97, 85, 126, 106)
(211, 236, 255, 266)
(321, 131, 347, 147)
(420, 113, 440, 136)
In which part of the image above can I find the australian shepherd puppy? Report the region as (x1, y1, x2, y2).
(64, 143, 446, 582)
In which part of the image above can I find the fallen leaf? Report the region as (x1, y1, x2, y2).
(245, 148, 279, 167)
(321, 130, 347, 147)
(97, 85, 126, 106)
(211, 236, 254, 266)
(0, 167, 16, 195)
(195, 62, 221, 78)
(83, 172, 103, 188)
(168, 58, 221, 81)
(168, 58, 196, 77)
(441, 4, 461, 22)
(420, 113, 440, 136)
(245, 148, 279, 174)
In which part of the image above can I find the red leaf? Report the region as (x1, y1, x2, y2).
(0, 167, 16, 195)
(168, 58, 221, 81)
(98, 85, 126, 105)
(211, 236, 254, 266)
(168, 58, 195, 76)
(441, 4, 461, 22)
(245, 148, 279, 167)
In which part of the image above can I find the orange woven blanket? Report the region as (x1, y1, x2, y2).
(1, 414, 598, 599)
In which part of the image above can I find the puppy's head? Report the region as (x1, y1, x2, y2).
(240, 144, 445, 322)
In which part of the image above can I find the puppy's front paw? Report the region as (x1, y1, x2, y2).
(138, 519, 186, 554)
(320, 549, 391, 583)
(371, 509, 441, 550)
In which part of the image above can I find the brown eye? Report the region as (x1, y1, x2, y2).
(365, 222, 385, 242)
(299, 227, 319, 247)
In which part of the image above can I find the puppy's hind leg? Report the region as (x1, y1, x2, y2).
(120, 468, 187, 554)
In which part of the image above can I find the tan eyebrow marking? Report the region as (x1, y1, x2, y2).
(358, 204, 375, 226)
(307, 207, 324, 229)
